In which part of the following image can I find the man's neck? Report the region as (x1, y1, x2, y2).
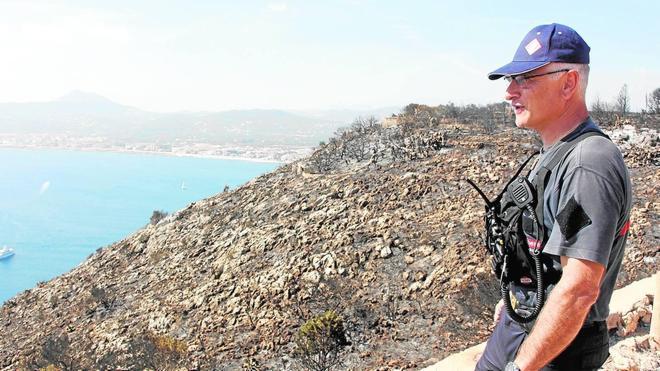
(538, 103, 589, 149)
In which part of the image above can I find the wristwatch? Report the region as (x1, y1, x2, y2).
(505, 361, 521, 371)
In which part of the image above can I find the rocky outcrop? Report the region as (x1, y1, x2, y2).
(608, 276, 656, 336)
(0, 119, 657, 369)
(600, 274, 659, 371)
(604, 334, 660, 371)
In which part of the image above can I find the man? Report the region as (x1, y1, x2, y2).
(475, 24, 632, 370)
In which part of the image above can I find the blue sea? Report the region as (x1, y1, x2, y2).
(0, 148, 279, 304)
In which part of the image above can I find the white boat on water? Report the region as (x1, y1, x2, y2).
(0, 246, 15, 260)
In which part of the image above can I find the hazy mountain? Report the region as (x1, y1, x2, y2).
(54, 90, 139, 113)
(0, 92, 377, 146)
(293, 106, 402, 123)
(0, 91, 151, 138)
(141, 109, 343, 145)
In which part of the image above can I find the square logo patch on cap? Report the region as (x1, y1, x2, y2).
(525, 38, 542, 55)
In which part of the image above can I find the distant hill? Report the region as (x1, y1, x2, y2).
(292, 106, 402, 123)
(0, 92, 398, 146)
(0, 91, 144, 135)
(140, 109, 345, 145)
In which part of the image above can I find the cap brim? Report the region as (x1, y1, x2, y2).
(487, 61, 551, 80)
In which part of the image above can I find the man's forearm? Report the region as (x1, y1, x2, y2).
(513, 283, 594, 370)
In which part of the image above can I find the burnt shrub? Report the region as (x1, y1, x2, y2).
(150, 210, 169, 225)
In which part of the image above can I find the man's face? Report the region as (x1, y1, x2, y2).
(504, 65, 566, 131)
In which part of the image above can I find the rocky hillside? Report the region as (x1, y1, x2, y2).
(1, 112, 657, 370)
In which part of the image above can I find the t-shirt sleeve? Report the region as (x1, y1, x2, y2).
(543, 166, 622, 266)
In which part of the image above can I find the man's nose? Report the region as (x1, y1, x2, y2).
(504, 80, 520, 101)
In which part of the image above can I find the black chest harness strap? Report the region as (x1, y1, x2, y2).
(467, 130, 608, 323)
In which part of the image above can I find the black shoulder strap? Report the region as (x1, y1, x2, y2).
(533, 130, 609, 240)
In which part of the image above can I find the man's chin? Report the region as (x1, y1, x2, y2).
(514, 117, 527, 128)
(514, 112, 535, 129)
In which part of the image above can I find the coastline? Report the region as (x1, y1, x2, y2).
(0, 143, 309, 164)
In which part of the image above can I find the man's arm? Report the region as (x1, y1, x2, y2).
(513, 256, 605, 371)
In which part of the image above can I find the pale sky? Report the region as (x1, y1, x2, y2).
(0, 0, 658, 112)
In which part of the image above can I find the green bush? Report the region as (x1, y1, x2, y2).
(294, 310, 349, 371)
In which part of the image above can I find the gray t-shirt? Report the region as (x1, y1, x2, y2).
(513, 118, 632, 323)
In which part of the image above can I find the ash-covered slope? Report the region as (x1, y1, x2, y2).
(1, 114, 657, 370)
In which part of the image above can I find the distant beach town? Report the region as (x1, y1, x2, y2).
(0, 134, 313, 163)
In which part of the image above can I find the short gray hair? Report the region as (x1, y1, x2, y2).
(551, 62, 589, 98)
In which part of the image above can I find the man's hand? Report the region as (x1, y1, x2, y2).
(493, 298, 504, 324)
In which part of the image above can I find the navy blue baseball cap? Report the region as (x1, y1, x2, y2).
(488, 23, 590, 80)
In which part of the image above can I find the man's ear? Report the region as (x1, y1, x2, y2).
(562, 70, 579, 99)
